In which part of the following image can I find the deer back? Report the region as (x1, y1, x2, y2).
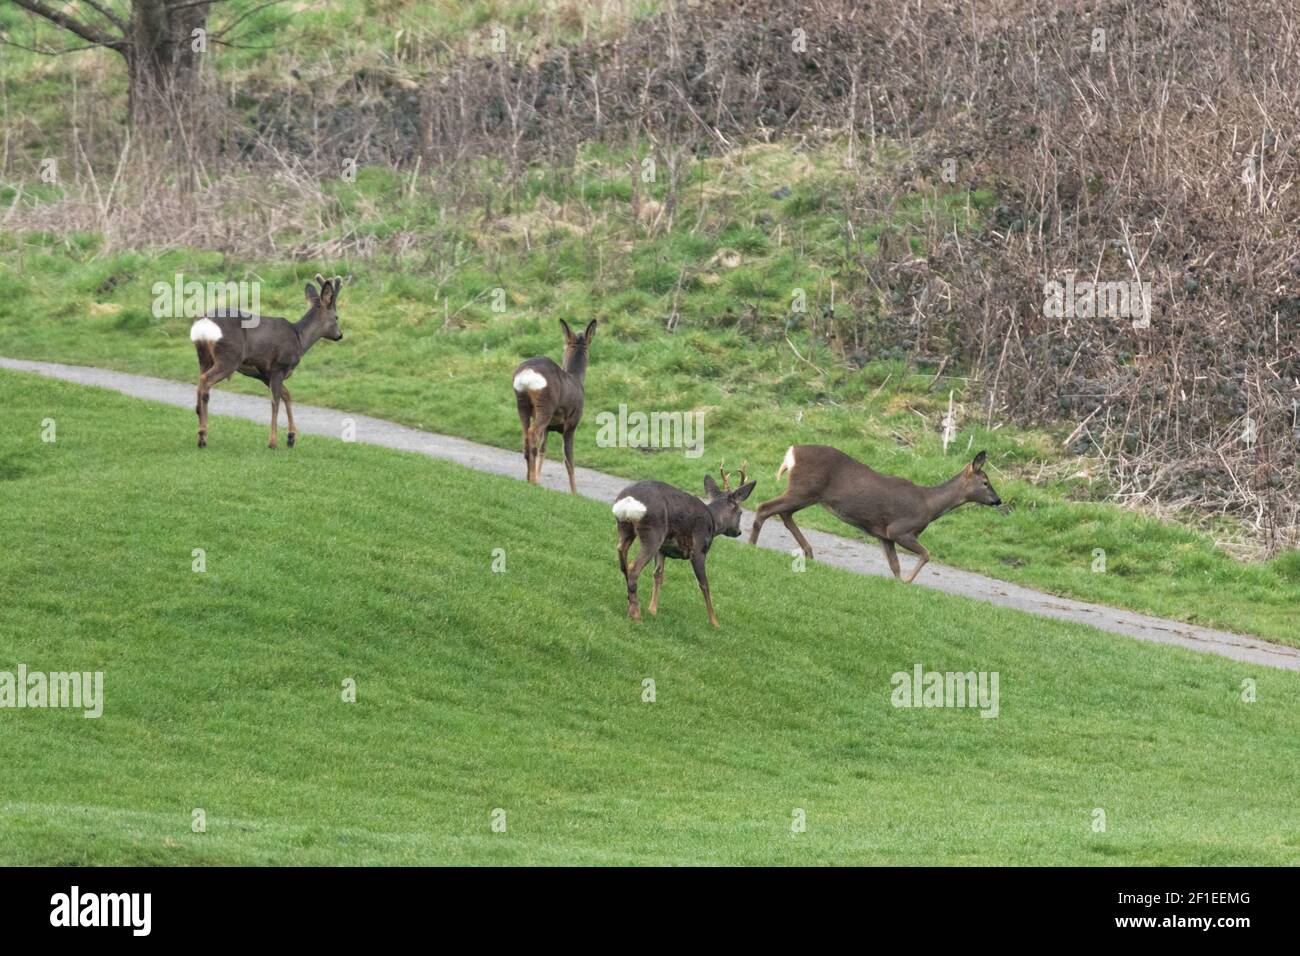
(781, 445, 932, 537)
(205, 312, 304, 373)
(782, 444, 999, 538)
(613, 480, 716, 554)
(514, 356, 586, 419)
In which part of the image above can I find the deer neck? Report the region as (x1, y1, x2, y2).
(293, 307, 328, 351)
(703, 499, 726, 536)
(924, 473, 970, 521)
(562, 348, 588, 382)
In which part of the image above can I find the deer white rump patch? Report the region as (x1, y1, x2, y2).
(189, 318, 223, 343)
(612, 496, 648, 522)
(776, 446, 796, 480)
(513, 369, 548, 392)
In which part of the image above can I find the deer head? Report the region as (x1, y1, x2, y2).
(702, 461, 757, 537)
(306, 273, 344, 341)
(961, 451, 1002, 506)
(559, 319, 597, 376)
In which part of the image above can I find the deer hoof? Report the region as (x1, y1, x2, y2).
(287, 432, 296, 448)
(629, 606, 641, 621)
(197, 434, 207, 449)
(267, 441, 278, 450)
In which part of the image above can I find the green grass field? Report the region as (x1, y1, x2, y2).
(3, 369, 1298, 865)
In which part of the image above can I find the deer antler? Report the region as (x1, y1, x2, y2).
(719, 460, 748, 491)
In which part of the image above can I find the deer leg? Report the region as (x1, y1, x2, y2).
(626, 528, 665, 621)
(527, 422, 548, 484)
(538, 430, 552, 483)
(747, 496, 780, 544)
(779, 513, 815, 560)
(195, 343, 215, 445)
(749, 494, 813, 555)
(690, 551, 720, 627)
(521, 424, 533, 482)
(881, 539, 903, 580)
(648, 553, 666, 616)
(195, 379, 208, 448)
(196, 356, 236, 448)
(562, 427, 577, 494)
(516, 396, 534, 482)
(281, 386, 297, 448)
(617, 526, 635, 580)
(893, 533, 931, 583)
(267, 378, 283, 449)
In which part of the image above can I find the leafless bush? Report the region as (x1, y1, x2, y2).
(905, 0, 1300, 551)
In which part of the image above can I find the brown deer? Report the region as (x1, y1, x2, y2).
(612, 463, 756, 627)
(191, 274, 344, 449)
(512, 319, 596, 493)
(748, 446, 1001, 583)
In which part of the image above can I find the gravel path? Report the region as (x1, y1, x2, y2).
(6, 354, 1297, 672)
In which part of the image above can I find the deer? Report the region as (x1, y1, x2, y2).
(748, 446, 1002, 583)
(190, 274, 344, 450)
(612, 462, 756, 627)
(512, 319, 596, 493)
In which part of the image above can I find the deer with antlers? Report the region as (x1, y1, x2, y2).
(190, 274, 344, 449)
(611, 462, 756, 627)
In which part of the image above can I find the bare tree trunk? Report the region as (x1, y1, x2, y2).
(125, 0, 212, 129)
(12, 0, 214, 136)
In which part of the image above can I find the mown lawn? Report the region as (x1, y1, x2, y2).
(1, 369, 1298, 865)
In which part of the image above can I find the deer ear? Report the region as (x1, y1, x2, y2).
(559, 319, 575, 344)
(304, 283, 320, 305)
(733, 480, 757, 503)
(972, 451, 988, 473)
(703, 474, 722, 497)
(583, 319, 597, 341)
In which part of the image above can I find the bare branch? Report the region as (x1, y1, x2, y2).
(9, 0, 124, 50)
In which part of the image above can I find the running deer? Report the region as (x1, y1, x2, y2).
(512, 319, 596, 493)
(749, 446, 1002, 583)
(612, 463, 756, 627)
(190, 274, 344, 449)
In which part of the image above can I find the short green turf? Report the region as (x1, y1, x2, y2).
(2, 369, 1297, 865)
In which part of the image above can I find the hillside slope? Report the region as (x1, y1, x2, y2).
(2, 370, 1298, 865)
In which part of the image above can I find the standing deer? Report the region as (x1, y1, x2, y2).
(749, 446, 1002, 583)
(512, 319, 596, 493)
(612, 463, 756, 627)
(190, 274, 344, 449)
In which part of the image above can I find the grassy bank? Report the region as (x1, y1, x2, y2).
(1, 140, 1297, 645)
(2, 369, 1298, 864)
